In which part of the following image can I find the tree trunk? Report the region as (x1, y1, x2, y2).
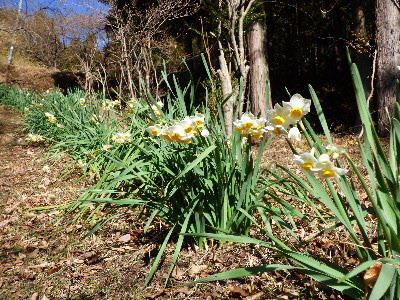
(217, 42, 235, 136)
(376, 0, 400, 136)
(248, 15, 270, 118)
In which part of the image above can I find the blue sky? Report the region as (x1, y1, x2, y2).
(0, 0, 109, 16)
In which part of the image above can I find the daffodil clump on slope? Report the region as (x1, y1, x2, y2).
(234, 93, 310, 142)
(234, 94, 348, 180)
(294, 144, 348, 179)
(146, 113, 208, 144)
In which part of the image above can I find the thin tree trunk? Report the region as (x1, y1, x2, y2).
(217, 40, 235, 136)
(249, 15, 270, 117)
(376, 0, 400, 136)
(7, 0, 23, 65)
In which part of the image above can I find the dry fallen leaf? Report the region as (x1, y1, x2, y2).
(118, 233, 132, 243)
(27, 248, 40, 258)
(47, 265, 62, 275)
(228, 286, 249, 297)
(30, 292, 39, 300)
(171, 266, 185, 279)
(363, 262, 382, 287)
(188, 264, 207, 276)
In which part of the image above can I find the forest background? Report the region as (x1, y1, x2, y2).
(0, 0, 399, 136)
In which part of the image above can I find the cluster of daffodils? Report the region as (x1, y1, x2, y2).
(76, 160, 86, 169)
(26, 133, 44, 143)
(44, 112, 64, 128)
(151, 101, 164, 117)
(102, 144, 113, 152)
(294, 145, 348, 179)
(234, 113, 266, 139)
(102, 99, 120, 110)
(125, 98, 138, 114)
(111, 131, 133, 144)
(266, 94, 310, 140)
(146, 114, 208, 144)
(91, 114, 99, 124)
(233, 94, 310, 141)
(44, 112, 57, 124)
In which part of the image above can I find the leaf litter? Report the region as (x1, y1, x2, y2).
(0, 105, 367, 299)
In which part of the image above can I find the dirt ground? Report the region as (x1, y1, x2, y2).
(0, 64, 83, 92)
(0, 105, 357, 299)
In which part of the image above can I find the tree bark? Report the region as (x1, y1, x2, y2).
(376, 0, 400, 136)
(217, 40, 235, 136)
(248, 14, 270, 118)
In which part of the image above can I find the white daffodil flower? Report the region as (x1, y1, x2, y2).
(102, 144, 112, 152)
(42, 165, 51, 173)
(77, 160, 86, 169)
(179, 117, 197, 134)
(44, 112, 57, 124)
(293, 148, 318, 172)
(146, 124, 163, 137)
(318, 153, 331, 163)
(79, 98, 86, 106)
(165, 125, 193, 144)
(234, 113, 265, 138)
(111, 131, 132, 144)
(266, 124, 288, 136)
(266, 103, 293, 128)
(125, 100, 138, 114)
(91, 114, 99, 124)
(288, 127, 301, 142)
(311, 155, 348, 179)
(26, 133, 44, 142)
(326, 144, 346, 159)
(282, 94, 311, 120)
(201, 129, 210, 137)
(190, 113, 205, 128)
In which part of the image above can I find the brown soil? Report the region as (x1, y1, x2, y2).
(0, 64, 83, 92)
(0, 106, 351, 299)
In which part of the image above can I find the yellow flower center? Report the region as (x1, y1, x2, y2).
(195, 120, 203, 127)
(291, 108, 303, 118)
(235, 127, 243, 133)
(273, 116, 285, 125)
(184, 126, 193, 133)
(251, 133, 263, 139)
(322, 169, 335, 178)
(301, 162, 313, 171)
(171, 133, 181, 141)
(151, 129, 159, 136)
(273, 128, 281, 135)
(243, 122, 253, 130)
(182, 139, 191, 144)
(256, 125, 263, 130)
